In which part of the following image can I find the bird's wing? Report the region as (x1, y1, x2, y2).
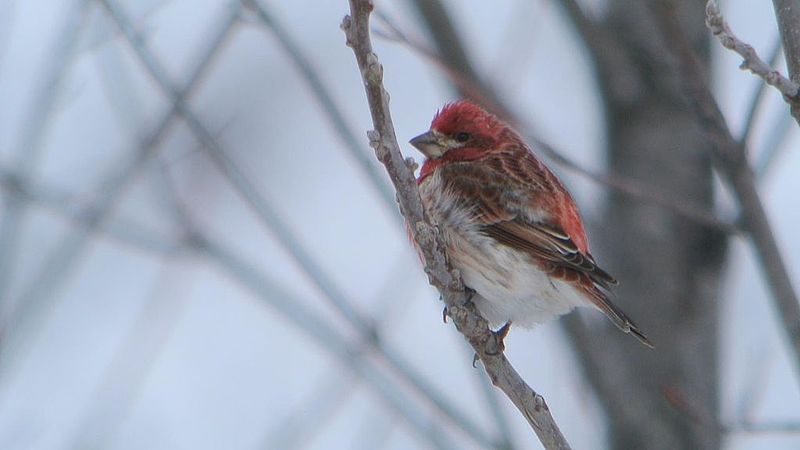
(480, 215, 651, 348)
(481, 219, 617, 289)
(453, 145, 615, 287)
(441, 146, 652, 347)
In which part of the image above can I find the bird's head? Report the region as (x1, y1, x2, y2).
(409, 101, 507, 160)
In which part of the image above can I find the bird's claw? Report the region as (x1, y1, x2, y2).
(485, 321, 512, 356)
(472, 352, 480, 368)
(442, 306, 448, 323)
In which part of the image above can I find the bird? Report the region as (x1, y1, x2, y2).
(408, 100, 652, 348)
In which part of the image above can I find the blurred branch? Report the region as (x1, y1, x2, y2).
(243, 0, 396, 213)
(197, 235, 458, 450)
(405, 0, 491, 98)
(99, 1, 495, 445)
(160, 157, 459, 450)
(755, 113, 794, 180)
(375, 13, 738, 235)
(0, 0, 239, 395)
(0, 167, 184, 256)
(0, 0, 89, 310)
(706, 1, 800, 126)
(261, 252, 431, 450)
(99, 0, 369, 329)
(342, 1, 571, 449)
(653, 1, 800, 381)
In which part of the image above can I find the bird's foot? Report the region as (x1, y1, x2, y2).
(473, 322, 512, 366)
(485, 321, 512, 356)
(442, 306, 448, 323)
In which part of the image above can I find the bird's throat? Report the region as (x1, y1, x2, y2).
(417, 147, 486, 183)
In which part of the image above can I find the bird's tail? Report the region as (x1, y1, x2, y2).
(591, 295, 654, 348)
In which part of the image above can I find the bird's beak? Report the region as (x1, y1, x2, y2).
(409, 130, 446, 159)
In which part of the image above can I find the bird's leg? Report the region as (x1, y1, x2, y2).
(495, 321, 512, 341)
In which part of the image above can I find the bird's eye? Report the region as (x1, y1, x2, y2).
(455, 132, 470, 142)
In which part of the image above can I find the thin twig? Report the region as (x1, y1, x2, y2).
(342, 1, 571, 448)
(653, 0, 800, 382)
(706, 0, 800, 126)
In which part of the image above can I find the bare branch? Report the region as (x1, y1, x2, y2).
(706, 1, 800, 125)
(342, 1, 571, 448)
(653, 1, 800, 382)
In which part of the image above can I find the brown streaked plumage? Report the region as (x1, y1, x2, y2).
(410, 100, 652, 347)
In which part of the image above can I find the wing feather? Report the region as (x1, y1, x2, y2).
(436, 142, 652, 347)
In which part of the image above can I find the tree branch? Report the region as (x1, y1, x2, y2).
(706, 1, 800, 126)
(342, 1, 571, 448)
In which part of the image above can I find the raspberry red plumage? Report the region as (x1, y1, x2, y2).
(429, 101, 589, 253)
(409, 100, 651, 347)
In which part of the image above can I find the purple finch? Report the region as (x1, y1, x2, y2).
(410, 101, 651, 347)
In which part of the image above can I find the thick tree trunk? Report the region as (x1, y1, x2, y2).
(567, 1, 726, 449)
